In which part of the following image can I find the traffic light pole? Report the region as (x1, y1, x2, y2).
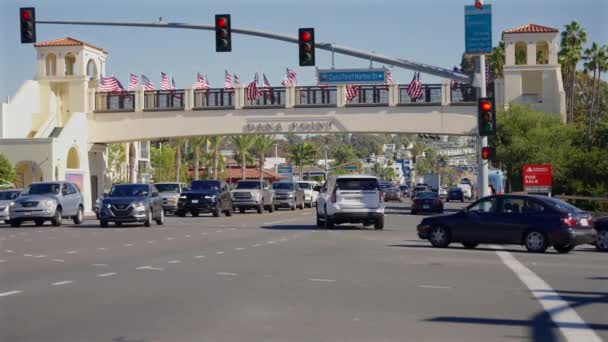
(477, 55, 489, 199)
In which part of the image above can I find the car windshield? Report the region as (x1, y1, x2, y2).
(273, 183, 294, 190)
(0, 191, 20, 200)
(298, 183, 311, 189)
(236, 181, 262, 189)
(154, 184, 180, 192)
(336, 178, 379, 191)
(379, 183, 391, 189)
(191, 181, 220, 191)
(544, 197, 583, 212)
(414, 186, 427, 191)
(108, 185, 148, 197)
(399, 186, 408, 190)
(449, 188, 462, 192)
(416, 192, 438, 199)
(25, 183, 60, 195)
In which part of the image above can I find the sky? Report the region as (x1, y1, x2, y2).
(1, 0, 606, 100)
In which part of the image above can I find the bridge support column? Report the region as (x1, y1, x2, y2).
(235, 85, 244, 110)
(285, 85, 295, 108)
(184, 87, 193, 111)
(388, 83, 398, 106)
(135, 88, 144, 112)
(441, 80, 451, 106)
(336, 85, 346, 107)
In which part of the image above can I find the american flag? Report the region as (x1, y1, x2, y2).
(224, 70, 233, 89)
(385, 69, 393, 85)
(128, 73, 139, 91)
(262, 73, 273, 99)
(407, 72, 424, 100)
(98, 76, 124, 92)
(194, 72, 209, 90)
(160, 72, 171, 90)
(346, 84, 359, 102)
(171, 77, 177, 90)
(141, 74, 155, 91)
(281, 68, 297, 86)
(246, 73, 261, 101)
(485, 63, 494, 84)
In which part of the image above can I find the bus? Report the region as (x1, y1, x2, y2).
(488, 170, 506, 194)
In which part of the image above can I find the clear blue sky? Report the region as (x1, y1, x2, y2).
(1, 0, 606, 100)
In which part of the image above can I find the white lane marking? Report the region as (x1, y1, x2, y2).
(92, 263, 109, 267)
(97, 247, 107, 251)
(123, 243, 133, 247)
(267, 241, 275, 244)
(24, 254, 33, 257)
(36, 230, 43, 233)
(216, 230, 223, 232)
(252, 244, 261, 247)
(216, 272, 238, 276)
(136, 266, 164, 271)
(419, 285, 452, 289)
(167, 260, 181, 264)
(52, 259, 65, 262)
(185, 235, 191, 238)
(216, 251, 224, 255)
(235, 247, 245, 251)
(51, 280, 73, 286)
(166, 237, 174, 240)
(201, 232, 208, 235)
(5, 250, 14, 253)
(33, 255, 46, 258)
(308, 278, 336, 283)
(495, 247, 603, 342)
(263, 217, 303, 226)
(66, 250, 77, 254)
(97, 272, 116, 277)
(229, 228, 236, 230)
(0, 290, 22, 297)
(280, 238, 287, 241)
(193, 255, 205, 259)
(0, 260, 5, 263)
(147, 240, 156, 244)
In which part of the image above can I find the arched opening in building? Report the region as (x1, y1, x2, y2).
(45, 53, 57, 76)
(515, 42, 527, 65)
(65, 53, 76, 76)
(14, 161, 43, 188)
(86, 59, 97, 79)
(66, 146, 80, 169)
(536, 41, 549, 64)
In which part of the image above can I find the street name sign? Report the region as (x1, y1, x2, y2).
(465, 4, 492, 55)
(317, 68, 386, 85)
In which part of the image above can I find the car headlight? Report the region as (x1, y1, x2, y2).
(9, 201, 16, 207)
(287, 193, 295, 198)
(179, 195, 187, 199)
(204, 195, 216, 200)
(132, 202, 145, 209)
(44, 199, 55, 207)
(105, 203, 112, 209)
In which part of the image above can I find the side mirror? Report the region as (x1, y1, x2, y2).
(151, 192, 159, 197)
(313, 186, 321, 192)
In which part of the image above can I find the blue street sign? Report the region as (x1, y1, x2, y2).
(343, 165, 358, 171)
(317, 68, 386, 85)
(277, 163, 293, 174)
(465, 4, 492, 55)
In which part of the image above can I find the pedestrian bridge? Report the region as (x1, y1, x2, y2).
(89, 82, 479, 143)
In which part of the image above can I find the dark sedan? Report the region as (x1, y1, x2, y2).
(384, 186, 402, 202)
(595, 216, 608, 251)
(176, 180, 233, 217)
(446, 187, 465, 202)
(411, 191, 443, 214)
(417, 195, 597, 253)
(99, 184, 164, 227)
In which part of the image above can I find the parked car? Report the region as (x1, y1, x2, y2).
(410, 185, 429, 199)
(439, 187, 448, 198)
(176, 180, 233, 217)
(457, 183, 473, 200)
(297, 181, 318, 208)
(411, 191, 444, 214)
(446, 187, 465, 202)
(0, 190, 22, 223)
(272, 181, 305, 210)
(8, 182, 84, 227)
(384, 186, 402, 202)
(399, 185, 410, 199)
(417, 195, 597, 253)
(154, 182, 188, 214)
(595, 216, 608, 251)
(316, 175, 385, 229)
(231, 180, 274, 214)
(98, 183, 164, 227)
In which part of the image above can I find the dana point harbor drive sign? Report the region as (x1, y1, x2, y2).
(244, 119, 335, 133)
(317, 68, 386, 85)
(465, 4, 492, 55)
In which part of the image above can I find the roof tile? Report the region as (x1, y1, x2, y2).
(34, 37, 107, 53)
(503, 24, 559, 35)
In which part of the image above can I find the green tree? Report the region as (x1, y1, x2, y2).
(559, 21, 587, 122)
(333, 144, 358, 167)
(252, 135, 275, 181)
(231, 135, 257, 180)
(209, 136, 225, 180)
(189, 137, 208, 180)
(151, 144, 176, 182)
(0, 153, 16, 187)
(382, 167, 397, 182)
(108, 143, 127, 183)
(372, 162, 384, 177)
(288, 142, 316, 179)
(170, 138, 186, 182)
(583, 43, 608, 134)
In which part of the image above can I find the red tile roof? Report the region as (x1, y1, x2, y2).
(34, 37, 107, 53)
(503, 24, 559, 35)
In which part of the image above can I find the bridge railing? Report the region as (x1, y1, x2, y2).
(450, 85, 478, 104)
(295, 86, 338, 107)
(144, 90, 185, 110)
(95, 92, 136, 112)
(244, 87, 286, 108)
(193, 89, 234, 109)
(345, 85, 390, 106)
(398, 84, 442, 105)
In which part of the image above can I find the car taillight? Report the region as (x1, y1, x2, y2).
(379, 191, 384, 202)
(434, 199, 441, 205)
(561, 216, 576, 227)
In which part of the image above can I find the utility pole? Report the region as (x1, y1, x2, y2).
(274, 143, 278, 173)
(324, 146, 329, 180)
(477, 54, 489, 199)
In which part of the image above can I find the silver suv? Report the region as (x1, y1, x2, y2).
(231, 180, 274, 214)
(8, 182, 84, 227)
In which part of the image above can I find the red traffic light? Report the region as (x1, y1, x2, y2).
(21, 10, 32, 20)
(475, 0, 484, 9)
(480, 100, 492, 112)
(216, 17, 227, 28)
(300, 31, 311, 42)
(482, 147, 490, 159)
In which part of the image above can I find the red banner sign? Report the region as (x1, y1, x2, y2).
(523, 164, 552, 188)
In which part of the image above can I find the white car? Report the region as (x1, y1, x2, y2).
(316, 175, 385, 230)
(297, 181, 318, 208)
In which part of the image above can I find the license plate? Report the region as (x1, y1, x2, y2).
(191, 199, 199, 204)
(23, 212, 32, 215)
(423, 205, 430, 209)
(580, 218, 589, 227)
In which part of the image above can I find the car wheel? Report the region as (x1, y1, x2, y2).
(316, 210, 323, 227)
(374, 216, 384, 230)
(524, 231, 548, 253)
(225, 206, 233, 216)
(267, 204, 274, 213)
(257, 204, 263, 214)
(239, 208, 246, 214)
(299, 201, 304, 210)
(462, 242, 479, 249)
(73, 206, 84, 225)
(100, 219, 108, 228)
(115, 222, 122, 227)
(446, 199, 449, 202)
(461, 199, 464, 203)
(553, 244, 574, 254)
(34, 219, 45, 227)
(51, 207, 63, 227)
(144, 210, 152, 227)
(10, 220, 21, 228)
(156, 208, 165, 225)
(411, 210, 417, 215)
(213, 202, 222, 217)
(324, 216, 334, 229)
(176, 211, 186, 217)
(192, 212, 200, 217)
(429, 225, 451, 248)
(291, 203, 296, 211)
(596, 230, 608, 251)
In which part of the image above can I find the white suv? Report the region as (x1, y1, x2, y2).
(316, 175, 385, 229)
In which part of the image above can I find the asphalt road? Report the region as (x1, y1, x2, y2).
(0, 201, 605, 342)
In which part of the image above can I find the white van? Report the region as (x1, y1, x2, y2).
(457, 183, 473, 200)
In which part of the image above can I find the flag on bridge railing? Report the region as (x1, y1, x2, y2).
(160, 72, 172, 90)
(141, 74, 155, 90)
(407, 72, 423, 100)
(385, 69, 393, 85)
(98, 76, 125, 92)
(246, 73, 261, 100)
(194, 72, 209, 90)
(281, 68, 297, 86)
(128, 73, 139, 91)
(485, 63, 494, 84)
(262, 73, 273, 99)
(171, 77, 177, 90)
(224, 70, 233, 89)
(346, 84, 359, 102)
(233, 74, 240, 85)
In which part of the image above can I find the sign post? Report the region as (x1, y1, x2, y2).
(523, 164, 553, 195)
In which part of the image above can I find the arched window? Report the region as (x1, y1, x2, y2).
(67, 146, 80, 169)
(65, 53, 76, 76)
(536, 41, 549, 64)
(515, 42, 527, 65)
(45, 53, 57, 76)
(86, 59, 97, 79)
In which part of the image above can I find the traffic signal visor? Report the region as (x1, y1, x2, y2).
(20, 7, 36, 44)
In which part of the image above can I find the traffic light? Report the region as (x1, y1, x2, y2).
(481, 146, 496, 161)
(20, 7, 36, 44)
(298, 28, 315, 66)
(215, 14, 231, 52)
(478, 97, 496, 136)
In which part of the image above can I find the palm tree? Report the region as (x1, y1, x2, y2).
(231, 135, 257, 180)
(560, 21, 588, 122)
(583, 43, 608, 134)
(170, 138, 185, 182)
(252, 135, 275, 182)
(288, 142, 316, 179)
(208, 136, 225, 180)
(189, 136, 208, 180)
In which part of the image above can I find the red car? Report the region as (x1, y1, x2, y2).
(411, 191, 443, 215)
